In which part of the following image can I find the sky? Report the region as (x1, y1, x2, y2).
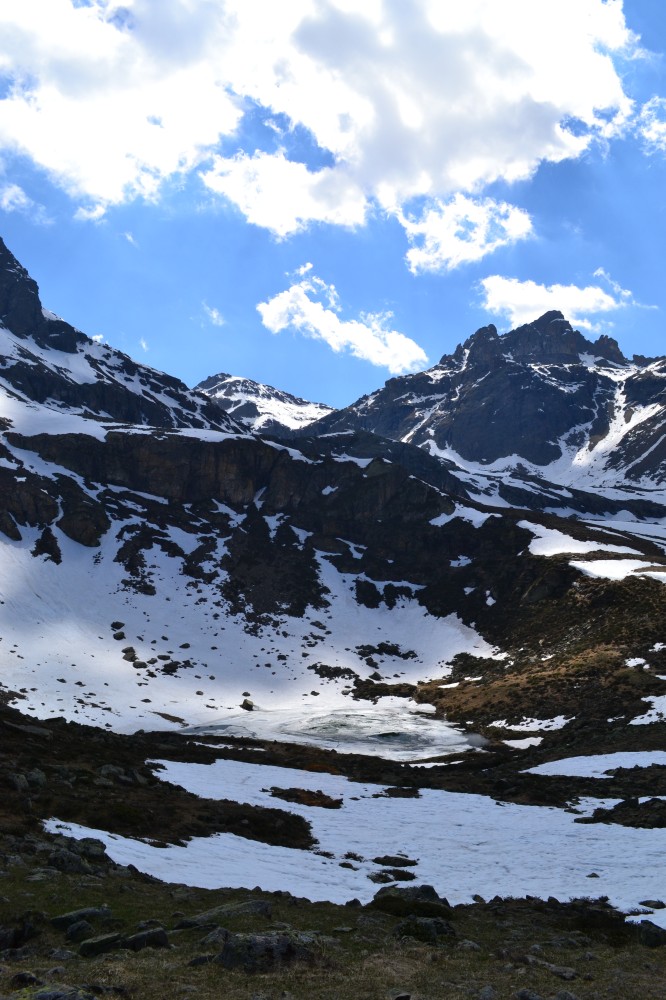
(1, 0, 666, 408)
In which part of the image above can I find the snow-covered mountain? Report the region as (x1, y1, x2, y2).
(196, 371, 333, 434)
(309, 311, 666, 497)
(1, 236, 666, 758)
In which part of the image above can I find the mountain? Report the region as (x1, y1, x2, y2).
(196, 371, 333, 434)
(2, 235, 666, 752)
(308, 311, 666, 497)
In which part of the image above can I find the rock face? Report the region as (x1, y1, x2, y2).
(308, 311, 666, 484)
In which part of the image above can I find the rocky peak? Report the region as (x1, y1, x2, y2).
(446, 312, 628, 370)
(0, 237, 82, 353)
(593, 333, 626, 365)
(460, 323, 502, 367)
(501, 311, 589, 363)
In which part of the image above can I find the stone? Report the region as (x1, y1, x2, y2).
(121, 927, 169, 951)
(78, 932, 122, 957)
(393, 915, 455, 943)
(478, 988, 497, 1000)
(48, 949, 77, 961)
(200, 927, 229, 948)
(214, 930, 315, 972)
(187, 954, 215, 967)
(26, 768, 47, 788)
(65, 920, 94, 943)
(372, 855, 417, 868)
(639, 899, 666, 909)
(369, 884, 453, 918)
(176, 898, 272, 928)
(10, 971, 42, 988)
(35, 991, 96, 1000)
(635, 919, 666, 947)
(51, 905, 111, 930)
(47, 849, 92, 874)
(7, 772, 29, 793)
(458, 938, 481, 951)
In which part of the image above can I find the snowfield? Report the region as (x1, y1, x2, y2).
(0, 520, 498, 733)
(46, 754, 666, 926)
(526, 751, 666, 778)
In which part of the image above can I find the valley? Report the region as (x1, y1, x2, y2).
(1, 236, 666, 998)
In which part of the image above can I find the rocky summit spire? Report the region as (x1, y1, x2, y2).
(0, 237, 82, 352)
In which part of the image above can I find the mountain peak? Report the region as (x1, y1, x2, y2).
(196, 370, 334, 434)
(0, 237, 82, 352)
(451, 311, 628, 367)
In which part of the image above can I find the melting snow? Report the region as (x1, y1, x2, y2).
(45, 755, 666, 923)
(526, 751, 666, 778)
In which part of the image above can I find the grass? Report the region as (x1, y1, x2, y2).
(0, 846, 665, 999)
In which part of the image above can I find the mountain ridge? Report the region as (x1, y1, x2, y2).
(299, 310, 666, 489)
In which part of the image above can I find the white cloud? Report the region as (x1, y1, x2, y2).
(122, 230, 138, 247)
(200, 151, 367, 237)
(636, 96, 666, 152)
(400, 194, 533, 273)
(257, 271, 427, 373)
(74, 204, 106, 222)
(203, 302, 225, 327)
(0, 0, 638, 233)
(139, 337, 148, 352)
(0, 0, 241, 206)
(479, 273, 640, 330)
(0, 182, 51, 223)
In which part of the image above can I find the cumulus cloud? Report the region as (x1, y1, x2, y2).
(0, 182, 51, 223)
(0, 0, 241, 205)
(257, 271, 427, 373)
(200, 151, 367, 237)
(0, 0, 638, 235)
(400, 194, 533, 272)
(203, 302, 225, 327)
(479, 272, 641, 330)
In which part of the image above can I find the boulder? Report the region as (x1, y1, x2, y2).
(78, 933, 122, 957)
(393, 915, 455, 943)
(176, 898, 272, 928)
(214, 930, 315, 972)
(121, 928, 169, 951)
(635, 919, 666, 948)
(64, 920, 94, 943)
(369, 884, 453, 919)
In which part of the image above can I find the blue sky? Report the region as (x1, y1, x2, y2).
(1, 0, 666, 407)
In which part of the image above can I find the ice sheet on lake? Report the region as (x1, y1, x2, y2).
(185, 700, 473, 762)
